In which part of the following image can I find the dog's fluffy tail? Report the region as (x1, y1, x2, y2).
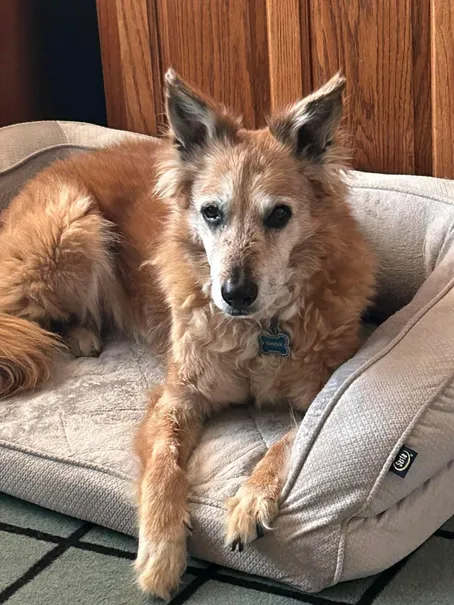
(0, 313, 63, 400)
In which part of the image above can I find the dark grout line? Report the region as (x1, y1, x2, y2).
(169, 572, 212, 605)
(72, 539, 209, 579)
(71, 540, 208, 579)
(0, 543, 69, 604)
(208, 569, 349, 605)
(76, 540, 136, 560)
(0, 522, 64, 545)
(0, 524, 91, 604)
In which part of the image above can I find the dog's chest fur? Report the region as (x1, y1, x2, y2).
(174, 307, 304, 408)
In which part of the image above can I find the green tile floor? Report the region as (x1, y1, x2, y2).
(1, 493, 453, 605)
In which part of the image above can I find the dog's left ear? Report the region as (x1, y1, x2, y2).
(165, 68, 237, 158)
(268, 73, 346, 161)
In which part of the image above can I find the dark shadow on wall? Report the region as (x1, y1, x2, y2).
(0, 0, 106, 127)
(34, 0, 107, 125)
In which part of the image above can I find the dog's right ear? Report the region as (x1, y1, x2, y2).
(165, 69, 237, 158)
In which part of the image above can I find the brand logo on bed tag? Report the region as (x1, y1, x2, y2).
(390, 446, 418, 478)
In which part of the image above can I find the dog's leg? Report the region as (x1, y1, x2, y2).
(225, 428, 296, 550)
(135, 384, 204, 599)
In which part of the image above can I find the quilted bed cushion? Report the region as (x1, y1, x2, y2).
(1, 121, 454, 593)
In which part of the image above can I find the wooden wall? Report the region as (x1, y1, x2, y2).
(97, 0, 454, 178)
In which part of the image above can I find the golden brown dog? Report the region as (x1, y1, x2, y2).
(0, 70, 375, 598)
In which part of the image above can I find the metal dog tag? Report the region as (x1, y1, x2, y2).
(258, 321, 291, 357)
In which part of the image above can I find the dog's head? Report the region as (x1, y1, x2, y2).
(159, 69, 347, 318)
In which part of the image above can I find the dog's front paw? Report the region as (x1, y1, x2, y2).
(64, 325, 102, 358)
(135, 531, 187, 600)
(225, 485, 279, 552)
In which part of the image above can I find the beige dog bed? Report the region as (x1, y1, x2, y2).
(1, 121, 454, 593)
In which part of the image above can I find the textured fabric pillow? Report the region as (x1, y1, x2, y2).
(1, 121, 454, 592)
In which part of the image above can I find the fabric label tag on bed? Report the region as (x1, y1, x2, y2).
(390, 445, 418, 478)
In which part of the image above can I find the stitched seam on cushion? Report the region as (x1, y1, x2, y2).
(58, 410, 73, 458)
(331, 370, 454, 586)
(332, 520, 347, 585)
(247, 407, 270, 451)
(0, 120, 68, 134)
(55, 120, 69, 143)
(358, 369, 454, 514)
(350, 184, 454, 207)
(0, 144, 93, 176)
(282, 270, 454, 501)
(343, 459, 454, 550)
(0, 120, 122, 135)
(0, 439, 131, 480)
(337, 459, 454, 586)
(56, 120, 147, 133)
(359, 459, 454, 520)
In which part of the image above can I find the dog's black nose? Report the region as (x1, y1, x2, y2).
(221, 270, 258, 311)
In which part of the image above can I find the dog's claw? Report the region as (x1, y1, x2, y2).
(230, 538, 244, 553)
(229, 524, 264, 552)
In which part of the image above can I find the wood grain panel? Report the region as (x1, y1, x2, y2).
(245, 0, 270, 127)
(97, 0, 160, 134)
(412, 0, 432, 176)
(266, 0, 303, 112)
(155, 0, 268, 128)
(299, 0, 313, 98)
(146, 0, 166, 133)
(310, 0, 415, 174)
(96, 0, 126, 130)
(431, 0, 454, 179)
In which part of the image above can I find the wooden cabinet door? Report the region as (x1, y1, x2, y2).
(96, 0, 454, 178)
(156, 0, 270, 129)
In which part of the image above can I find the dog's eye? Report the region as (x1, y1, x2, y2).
(201, 205, 222, 224)
(264, 205, 292, 229)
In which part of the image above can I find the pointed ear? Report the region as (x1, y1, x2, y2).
(164, 69, 238, 158)
(268, 73, 346, 161)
